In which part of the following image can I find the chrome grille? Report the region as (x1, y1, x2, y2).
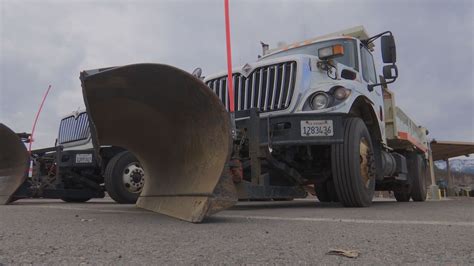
(205, 61, 296, 112)
(58, 112, 90, 144)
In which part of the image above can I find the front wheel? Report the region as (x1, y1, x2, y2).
(104, 151, 145, 204)
(331, 118, 376, 207)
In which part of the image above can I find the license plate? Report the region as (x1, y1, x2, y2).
(300, 120, 333, 137)
(75, 154, 93, 163)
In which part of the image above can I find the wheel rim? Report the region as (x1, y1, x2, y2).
(359, 137, 374, 189)
(122, 162, 145, 193)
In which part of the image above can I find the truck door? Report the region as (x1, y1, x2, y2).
(360, 45, 386, 142)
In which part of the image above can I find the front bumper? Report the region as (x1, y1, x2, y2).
(58, 149, 98, 168)
(236, 111, 345, 146)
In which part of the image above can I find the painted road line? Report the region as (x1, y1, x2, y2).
(27, 205, 474, 227)
(217, 214, 474, 227)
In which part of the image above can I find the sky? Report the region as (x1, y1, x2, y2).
(0, 0, 473, 149)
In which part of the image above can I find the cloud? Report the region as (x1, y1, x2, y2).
(1, 0, 473, 148)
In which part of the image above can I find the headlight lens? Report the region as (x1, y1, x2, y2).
(334, 86, 351, 100)
(310, 92, 330, 110)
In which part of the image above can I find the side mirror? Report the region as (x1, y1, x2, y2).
(366, 31, 398, 91)
(383, 65, 398, 80)
(381, 35, 396, 63)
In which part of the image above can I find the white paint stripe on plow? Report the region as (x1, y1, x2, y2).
(217, 214, 474, 227)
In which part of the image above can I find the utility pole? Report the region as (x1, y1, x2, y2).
(428, 141, 440, 200)
(446, 158, 454, 196)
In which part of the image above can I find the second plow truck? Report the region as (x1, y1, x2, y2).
(0, 111, 145, 204)
(1, 26, 429, 223)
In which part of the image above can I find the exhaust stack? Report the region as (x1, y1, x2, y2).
(0, 124, 28, 204)
(81, 64, 237, 222)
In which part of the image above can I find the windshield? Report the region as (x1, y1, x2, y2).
(262, 39, 358, 70)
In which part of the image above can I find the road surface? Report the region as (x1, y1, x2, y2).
(0, 197, 473, 264)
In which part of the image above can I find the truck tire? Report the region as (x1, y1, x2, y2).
(315, 180, 338, 202)
(104, 151, 145, 204)
(61, 197, 91, 203)
(331, 117, 376, 207)
(394, 191, 410, 202)
(408, 153, 427, 202)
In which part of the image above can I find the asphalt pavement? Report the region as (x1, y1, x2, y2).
(0, 197, 473, 264)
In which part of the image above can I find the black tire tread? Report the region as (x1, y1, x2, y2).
(409, 153, 427, 202)
(315, 181, 338, 202)
(315, 184, 331, 202)
(104, 151, 140, 204)
(394, 191, 410, 202)
(331, 117, 374, 207)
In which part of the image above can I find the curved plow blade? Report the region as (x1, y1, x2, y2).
(81, 63, 237, 222)
(0, 124, 29, 204)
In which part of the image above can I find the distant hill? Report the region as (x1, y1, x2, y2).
(434, 158, 474, 175)
(433, 158, 474, 187)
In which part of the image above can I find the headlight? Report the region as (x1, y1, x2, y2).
(333, 86, 351, 100)
(310, 92, 330, 110)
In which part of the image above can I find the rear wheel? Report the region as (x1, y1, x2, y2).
(394, 191, 410, 202)
(104, 151, 145, 204)
(408, 153, 427, 201)
(315, 180, 338, 202)
(331, 118, 376, 207)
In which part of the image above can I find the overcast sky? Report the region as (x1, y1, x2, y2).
(1, 0, 473, 149)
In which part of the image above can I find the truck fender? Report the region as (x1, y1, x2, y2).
(348, 96, 384, 180)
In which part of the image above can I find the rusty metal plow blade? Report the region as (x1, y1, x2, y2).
(0, 124, 29, 204)
(81, 63, 237, 223)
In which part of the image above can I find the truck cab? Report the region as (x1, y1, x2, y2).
(205, 26, 389, 143)
(260, 32, 386, 142)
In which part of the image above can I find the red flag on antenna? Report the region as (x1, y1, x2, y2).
(224, 0, 235, 112)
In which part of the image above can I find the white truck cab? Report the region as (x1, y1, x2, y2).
(205, 26, 389, 143)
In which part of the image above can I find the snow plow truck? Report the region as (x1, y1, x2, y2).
(0, 26, 429, 222)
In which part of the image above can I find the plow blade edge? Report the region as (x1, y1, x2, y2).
(81, 63, 237, 222)
(0, 124, 28, 204)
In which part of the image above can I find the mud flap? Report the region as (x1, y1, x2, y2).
(0, 124, 29, 204)
(81, 63, 237, 222)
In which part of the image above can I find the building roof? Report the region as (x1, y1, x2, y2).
(430, 140, 474, 161)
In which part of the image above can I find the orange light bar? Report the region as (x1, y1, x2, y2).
(332, 44, 344, 56)
(318, 44, 345, 60)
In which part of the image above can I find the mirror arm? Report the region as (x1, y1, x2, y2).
(368, 76, 397, 91)
(363, 31, 393, 46)
(368, 64, 398, 91)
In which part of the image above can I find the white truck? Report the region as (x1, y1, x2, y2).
(201, 26, 429, 205)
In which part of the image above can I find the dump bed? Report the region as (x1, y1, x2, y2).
(383, 87, 429, 155)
